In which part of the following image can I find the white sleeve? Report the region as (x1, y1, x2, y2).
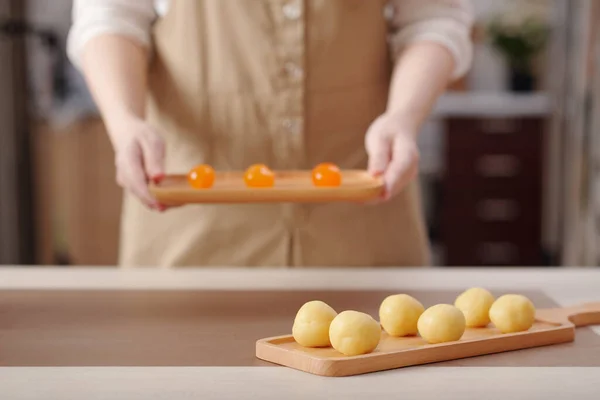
(388, 0, 475, 80)
(67, 0, 157, 70)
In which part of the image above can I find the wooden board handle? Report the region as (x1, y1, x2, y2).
(536, 302, 600, 327)
(570, 302, 600, 327)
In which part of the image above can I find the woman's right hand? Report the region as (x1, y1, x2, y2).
(74, 32, 168, 211)
(110, 117, 167, 212)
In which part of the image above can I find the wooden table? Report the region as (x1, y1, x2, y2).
(0, 267, 599, 400)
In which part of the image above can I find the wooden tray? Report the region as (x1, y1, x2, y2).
(149, 170, 384, 205)
(255, 302, 600, 377)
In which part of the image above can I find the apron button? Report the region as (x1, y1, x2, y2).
(282, 2, 302, 20)
(284, 62, 304, 80)
(282, 118, 303, 135)
(383, 3, 396, 21)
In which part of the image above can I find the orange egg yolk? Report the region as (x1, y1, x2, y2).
(312, 163, 342, 187)
(188, 164, 216, 189)
(244, 164, 275, 188)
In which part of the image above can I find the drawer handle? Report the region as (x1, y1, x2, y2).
(480, 119, 519, 135)
(476, 155, 521, 178)
(477, 199, 520, 222)
(478, 242, 519, 264)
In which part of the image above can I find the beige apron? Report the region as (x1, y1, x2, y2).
(119, 0, 431, 268)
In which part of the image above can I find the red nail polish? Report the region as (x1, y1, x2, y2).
(152, 174, 165, 185)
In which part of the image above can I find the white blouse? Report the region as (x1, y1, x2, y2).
(67, 0, 474, 79)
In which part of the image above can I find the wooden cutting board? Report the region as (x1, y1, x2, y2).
(256, 302, 600, 377)
(148, 170, 383, 205)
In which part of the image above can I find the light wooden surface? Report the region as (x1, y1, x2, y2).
(5, 289, 597, 368)
(149, 170, 384, 205)
(0, 367, 597, 400)
(0, 268, 599, 399)
(257, 303, 600, 377)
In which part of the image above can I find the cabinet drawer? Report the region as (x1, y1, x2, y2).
(444, 118, 544, 191)
(445, 118, 544, 152)
(442, 217, 542, 265)
(440, 116, 546, 267)
(443, 178, 542, 212)
(444, 239, 542, 266)
(441, 186, 542, 267)
(442, 191, 542, 243)
(441, 216, 541, 243)
(445, 151, 542, 185)
(443, 198, 523, 224)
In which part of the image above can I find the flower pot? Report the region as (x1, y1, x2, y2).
(509, 66, 536, 92)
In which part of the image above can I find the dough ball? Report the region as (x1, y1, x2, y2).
(417, 304, 466, 344)
(329, 311, 381, 356)
(379, 294, 425, 337)
(292, 301, 338, 348)
(489, 294, 536, 334)
(454, 288, 495, 328)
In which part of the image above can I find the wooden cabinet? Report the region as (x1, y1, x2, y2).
(440, 117, 545, 266)
(32, 117, 123, 266)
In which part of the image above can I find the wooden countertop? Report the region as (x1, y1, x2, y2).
(0, 267, 599, 400)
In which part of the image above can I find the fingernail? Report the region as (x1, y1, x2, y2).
(152, 174, 165, 184)
(380, 189, 390, 200)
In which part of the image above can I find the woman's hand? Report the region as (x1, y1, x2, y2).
(77, 34, 167, 211)
(365, 41, 460, 202)
(111, 117, 167, 212)
(365, 112, 420, 202)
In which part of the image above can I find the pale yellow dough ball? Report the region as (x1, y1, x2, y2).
(454, 288, 495, 328)
(329, 311, 381, 356)
(417, 304, 466, 344)
(379, 294, 425, 337)
(292, 301, 338, 348)
(489, 294, 536, 334)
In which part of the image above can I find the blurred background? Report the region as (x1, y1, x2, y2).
(0, 0, 598, 268)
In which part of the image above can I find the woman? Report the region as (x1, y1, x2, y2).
(68, 0, 474, 268)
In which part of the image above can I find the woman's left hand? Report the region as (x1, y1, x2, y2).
(365, 112, 420, 202)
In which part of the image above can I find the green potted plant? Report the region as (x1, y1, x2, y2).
(488, 15, 549, 92)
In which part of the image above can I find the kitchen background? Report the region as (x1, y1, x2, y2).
(0, 0, 598, 268)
